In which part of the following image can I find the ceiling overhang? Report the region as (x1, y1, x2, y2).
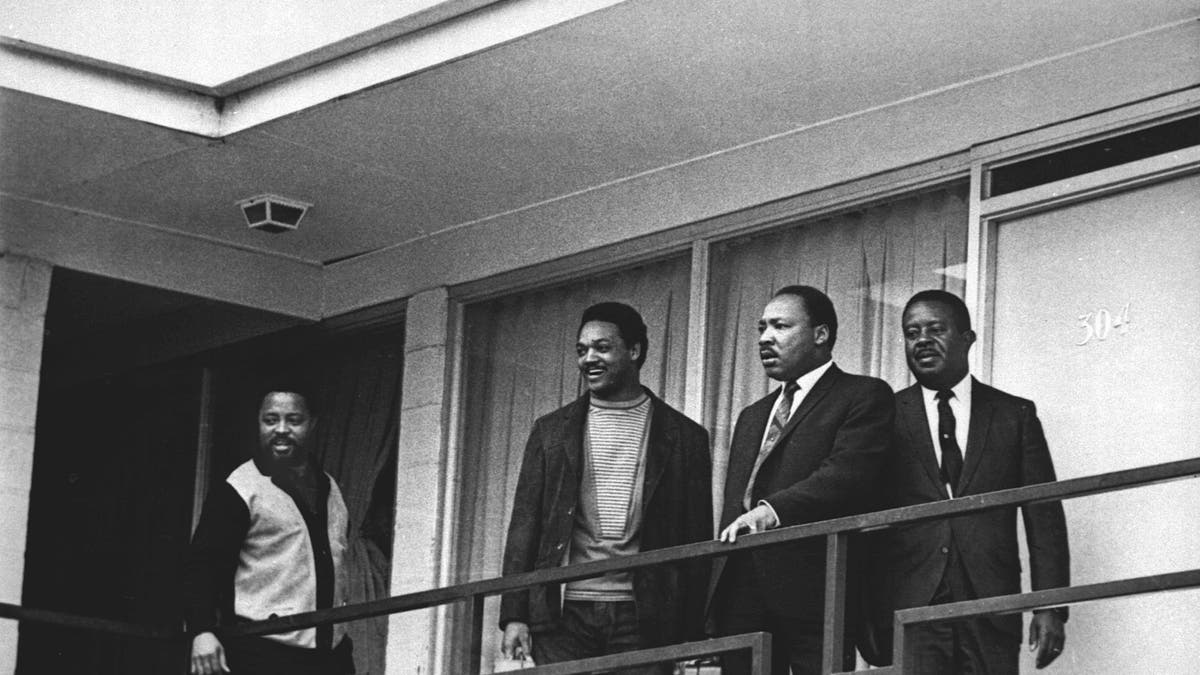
(0, 0, 627, 137)
(2, 1, 1197, 323)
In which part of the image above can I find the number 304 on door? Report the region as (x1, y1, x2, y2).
(1076, 303, 1132, 346)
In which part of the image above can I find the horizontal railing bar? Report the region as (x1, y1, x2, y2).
(511, 632, 770, 674)
(4, 457, 1198, 640)
(224, 456, 1200, 637)
(895, 568, 1200, 625)
(847, 455, 1200, 532)
(0, 603, 180, 640)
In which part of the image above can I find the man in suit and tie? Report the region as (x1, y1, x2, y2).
(710, 285, 893, 675)
(499, 302, 712, 673)
(879, 289, 1069, 673)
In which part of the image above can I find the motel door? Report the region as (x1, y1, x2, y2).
(988, 172, 1200, 673)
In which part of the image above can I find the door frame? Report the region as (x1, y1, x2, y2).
(964, 90, 1200, 381)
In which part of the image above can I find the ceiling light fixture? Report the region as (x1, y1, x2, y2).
(237, 194, 311, 233)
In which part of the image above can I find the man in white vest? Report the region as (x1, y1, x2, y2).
(184, 389, 352, 675)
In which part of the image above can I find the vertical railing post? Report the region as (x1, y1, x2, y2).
(463, 594, 485, 675)
(178, 632, 193, 675)
(822, 532, 850, 673)
(892, 613, 909, 674)
(751, 631, 774, 675)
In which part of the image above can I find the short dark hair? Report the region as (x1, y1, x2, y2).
(259, 386, 319, 418)
(773, 285, 838, 350)
(904, 289, 972, 332)
(579, 302, 648, 368)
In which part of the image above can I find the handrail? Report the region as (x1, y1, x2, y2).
(220, 456, 1200, 638)
(2, 456, 1199, 673)
(511, 632, 771, 674)
(882, 568, 1200, 674)
(840, 569, 1200, 674)
(0, 603, 180, 641)
(896, 568, 1200, 626)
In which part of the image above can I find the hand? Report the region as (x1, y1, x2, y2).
(1029, 611, 1065, 668)
(190, 632, 229, 675)
(501, 621, 532, 661)
(718, 504, 778, 543)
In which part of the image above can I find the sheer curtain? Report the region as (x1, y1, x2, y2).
(310, 334, 404, 675)
(444, 184, 967, 671)
(704, 184, 968, 516)
(449, 255, 692, 673)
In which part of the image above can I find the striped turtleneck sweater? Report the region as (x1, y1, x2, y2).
(565, 392, 652, 601)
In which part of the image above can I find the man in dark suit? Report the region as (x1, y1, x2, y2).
(710, 285, 893, 675)
(879, 289, 1069, 673)
(499, 302, 712, 673)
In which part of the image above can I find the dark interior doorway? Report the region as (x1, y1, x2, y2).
(16, 268, 408, 675)
(19, 366, 202, 674)
(15, 267, 292, 674)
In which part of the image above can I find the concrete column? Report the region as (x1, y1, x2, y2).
(0, 254, 51, 673)
(386, 287, 452, 674)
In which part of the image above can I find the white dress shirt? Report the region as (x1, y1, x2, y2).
(758, 358, 836, 450)
(757, 359, 835, 524)
(920, 375, 972, 497)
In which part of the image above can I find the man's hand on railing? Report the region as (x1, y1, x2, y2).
(501, 620, 533, 661)
(718, 504, 778, 543)
(1029, 610, 1065, 669)
(190, 631, 230, 675)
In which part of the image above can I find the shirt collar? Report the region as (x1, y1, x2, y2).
(921, 374, 973, 406)
(589, 390, 650, 410)
(789, 358, 835, 394)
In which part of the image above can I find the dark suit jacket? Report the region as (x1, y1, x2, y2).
(499, 388, 712, 646)
(879, 379, 1070, 639)
(709, 364, 893, 621)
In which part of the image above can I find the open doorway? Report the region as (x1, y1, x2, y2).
(18, 268, 302, 673)
(18, 268, 402, 675)
(201, 323, 405, 675)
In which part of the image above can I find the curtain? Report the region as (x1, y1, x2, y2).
(449, 255, 692, 673)
(310, 334, 404, 675)
(704, 184, 968, 517)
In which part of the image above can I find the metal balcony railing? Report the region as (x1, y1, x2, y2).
(3, 456, 1199, 674)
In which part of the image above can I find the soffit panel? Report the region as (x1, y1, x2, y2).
(256, 0, 1197, 251)
(26, 128, 433, 262)
(3, 0, 1197, 269)
(2, 0, 499, 87)
(269, 0, 1200, 175)
(0, 90, 207, 197)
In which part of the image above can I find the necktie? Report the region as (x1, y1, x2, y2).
(743, 381, 800, 510)
(936, 389, 963, 495)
